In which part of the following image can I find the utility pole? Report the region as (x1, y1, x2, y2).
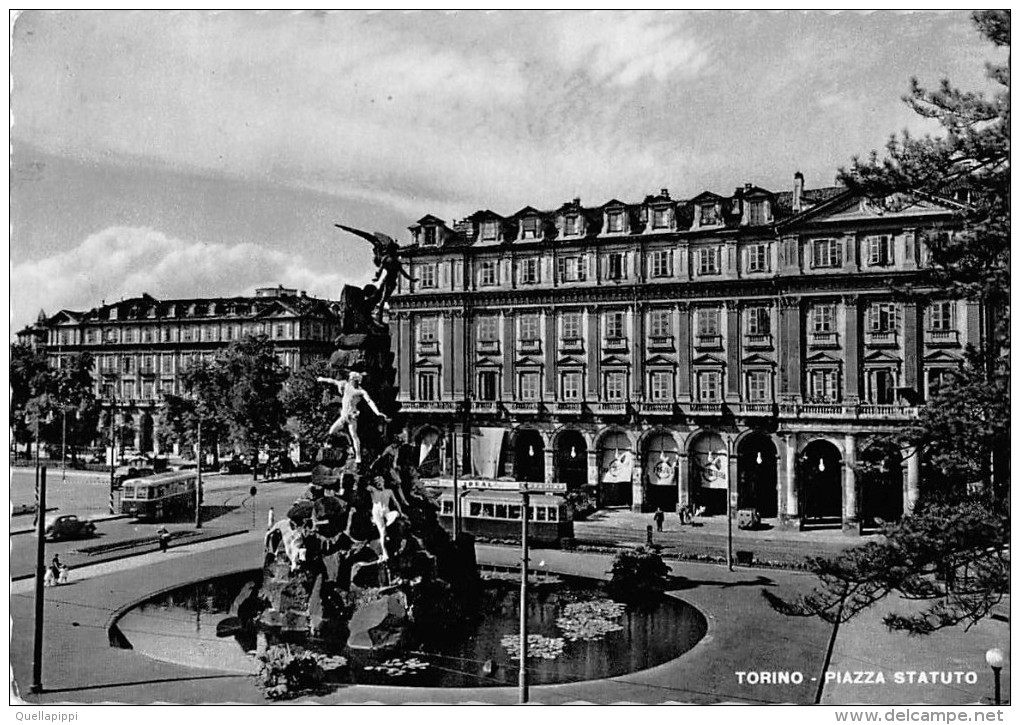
(451, 429, 460, 538)
(60, 407, 67, 484)
(519, 485, 530, 704)
(195, 417, 203, 529)
(30, 466, 47, 694)
(727, 463, 734, 572)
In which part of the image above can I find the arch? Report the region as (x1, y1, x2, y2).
(637, 425, 683, 454)
(596, 428, 634, 507)
(513, 428, 545, 483)
(413, 425, 444, 477)
(798, 439, 843, 522)
(642, 430, 681, 514)
(594, 425, 636, 451)
(550, 424, 594, 451)
(858, 437, 904, 530)
(687, 431, 728, 515)
(554, 428, 588, 491)
(736, 432, 778, 518)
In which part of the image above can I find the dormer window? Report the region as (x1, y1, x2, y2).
(481, 221, 498, 241)
(651, 207, 670, 229)
(606, 211, 624, 234)
(422, 226, 438, 247)
(564, 214, 580, 236)
(521, 217, 540, 240)
(747, 200, 768, 226)
(699, 204, 718, 226)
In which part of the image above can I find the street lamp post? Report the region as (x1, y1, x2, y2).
(107, 397, 117, 515)
(519, 484, 530, 704)
(986, 648, 1006, 705)
(195, 417, 203, 529)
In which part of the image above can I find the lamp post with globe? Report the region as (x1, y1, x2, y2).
(985, 648, 1006, 705)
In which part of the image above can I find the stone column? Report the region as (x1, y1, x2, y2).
(677, 453, 689, 509)
(676, 303, 691, 403)
(587, 450, 599, 494)
(502, 311, 515, 399)
(725, 301, 740, 403)
(544, 448, 556, 484)
(631, 460, 644, 513)
(780, 433, 799, 528)
(902, 301, 921, 397)
(842, 433, 859, 535)
(397, 314, 412, 397)
(452, 311, 466, 397)
(779, 297, 802, 401)
(442, 313, 455, 396)
(843, 296, 860, 404)
(904, 445, 920, 514)
(586, 308, 600, 399)
(544, 313, 557, 399)
(631, 304, 644, 400)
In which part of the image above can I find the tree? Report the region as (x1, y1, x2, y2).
(155, 360, 229, 468)
(280, 359, 341, 458)
(10, 343, 51, 455)
(216, 335, 290, 478)
(767, 11, 1009, 635)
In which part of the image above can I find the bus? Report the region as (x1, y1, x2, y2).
(120, 471, 199, 521)
(423, 478, 574, 547)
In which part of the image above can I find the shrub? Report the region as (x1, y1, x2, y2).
(255, 644, 328, 700)
(606, 546, 669, 610)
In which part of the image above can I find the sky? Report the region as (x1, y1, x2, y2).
(9, 10, 1002, 333)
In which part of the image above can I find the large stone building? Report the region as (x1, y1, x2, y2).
(18, 286, 343, 454)
(389, 173, 981, 533)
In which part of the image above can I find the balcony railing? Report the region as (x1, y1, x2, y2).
(744, 333, 773, 349)
(593, 401, 628, 415)
(602, 337, 628, 351)
(417, 340, 440, 355)
(808, 331, 840, 348)
(400, 400, 458, 413)
(925, 329, 960, 347)
(646, 335, 675, 352)
(476, 340, 500, 354)
(865, 330, 898, 347)
(738, 402, 775, 416)
(694, 334, 723, 350)
(552, 401, 583, 415)
(688, 401, 723, 415)
(559, 338, 584, 353)
(519, 339, 542, 354)
(638, 402, 674, 415)
(508, 400, 542, 414)
(471, 401, 499, 414)
(778, 402, 919, 420)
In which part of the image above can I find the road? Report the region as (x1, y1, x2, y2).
(9, 471, 310, 580)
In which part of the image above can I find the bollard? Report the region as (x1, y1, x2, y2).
(646, 524, 654, 546)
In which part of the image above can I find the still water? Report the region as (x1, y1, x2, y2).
(115, 570, 706, 688)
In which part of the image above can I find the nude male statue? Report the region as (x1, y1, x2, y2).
(317, 372, 389, 464)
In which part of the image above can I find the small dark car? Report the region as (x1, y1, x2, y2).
(44, 514, 96, 542)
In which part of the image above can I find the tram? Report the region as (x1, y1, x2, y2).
(423, 478, 574, 547)
(120, 471, 199, 521)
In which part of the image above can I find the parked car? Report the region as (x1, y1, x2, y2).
(220, 457, 250, 475)
(44, 514, 96, 542)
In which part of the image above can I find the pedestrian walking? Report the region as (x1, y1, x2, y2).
(156, 525, 171, 552)
(267, 507, 275, 531)
(653, 507, 664, 533)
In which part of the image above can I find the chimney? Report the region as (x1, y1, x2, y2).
(793, 171, 805, 213)
(572, 197, 581, 207)
(745, 183, 752, 191)
(660, 188, 670, 199)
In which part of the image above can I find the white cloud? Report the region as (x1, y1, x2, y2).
(552, 12, 710, 86)
(10, 227, 353, 330)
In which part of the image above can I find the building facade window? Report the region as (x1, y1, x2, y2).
(561, 312, 582, 341)
(809, 369, 840, 402)
(481, 220, 498, 241)
(651, 207, 670, 229)
(697, 308, 720, 337)
(419, 263, 438, 289)
(606, 211, 624, 233)
(606, 252, 626, 280)
(747, 243, 768, 272)
(649, 370, 673, 402)
(479, 260, 499, 286)
(422, 226, 438, 247)
(866, 235, 893, 267)
(477, 370, 499, 401)
(649, 249, 672, 278)
(519, 372, 541, 401)
(696, 371, 721, 402)
(564, 214, 580, 236)
(605, 311, 625, 339)
(812, 304, 835, 333)
(417, 372, 438, 401)
(697, 247, 720, 275)
(604, 371, 627, 401)
(561, 372, 582, 400)
(520, 315, 540, 341)
(418, 317, 438, 342)
(868, 303, 899, 333)
(699, 204, 718, 226)
(85, 329, 97, 344)
(649, 310, 671, 339)
(926, 368, 955, 399)
(746, 370, 770, 401)
(557, 255, 587, 282)
(521, 216, 540, 239)
(929, 301, 954, 330)
(747, 307, 770, 335)
(811, 238, 842, 268)
(478, 316, 499, 341)
(122, 356, 134, 374)
(520, 258, 540, 285)
(867, 368, 897, 404)
(747, 200, 767, 226)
